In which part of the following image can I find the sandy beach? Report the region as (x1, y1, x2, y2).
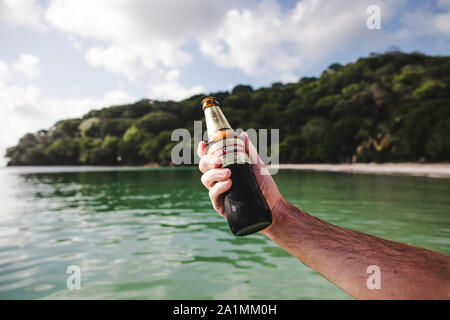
(272, 163, 450, 178)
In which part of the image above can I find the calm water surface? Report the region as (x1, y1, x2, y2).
(0, 167, 449, 299)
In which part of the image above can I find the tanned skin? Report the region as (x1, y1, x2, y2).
(198, 132, 450, 300)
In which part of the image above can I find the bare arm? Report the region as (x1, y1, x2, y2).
(198, 132, 450, 300)
(264, 198, 449, 299)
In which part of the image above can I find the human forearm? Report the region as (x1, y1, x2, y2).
(197, 136, 450, 299)
(262, 198, 450, 299)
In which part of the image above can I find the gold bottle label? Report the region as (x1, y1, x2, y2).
(204, 105, 231, 139)
(206, 136, 249, 167)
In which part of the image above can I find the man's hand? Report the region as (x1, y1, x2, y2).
(197, 132, 284, 234)
(198, 132, 450, 299)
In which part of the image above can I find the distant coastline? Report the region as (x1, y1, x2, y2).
(6, 52, 450, 168)
(272, 163, 450, 178)
(4, 162, 450, 178)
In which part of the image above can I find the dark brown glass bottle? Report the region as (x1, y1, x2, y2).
(201, 97, 272, 236)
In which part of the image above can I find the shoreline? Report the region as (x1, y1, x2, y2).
(272, 163, 450, 178)
(3, 163, 450, 178)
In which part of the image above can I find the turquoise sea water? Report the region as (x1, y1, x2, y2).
(0, 167, 448, 299)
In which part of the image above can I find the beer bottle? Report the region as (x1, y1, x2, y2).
(201, 97, 272, 236)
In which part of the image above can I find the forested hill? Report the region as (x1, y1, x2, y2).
(6, 51, 450, 166)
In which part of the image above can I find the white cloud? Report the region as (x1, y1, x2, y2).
(148, 69, 204, 101)
(433, 13, 450, 35)
(431, 1, 450, 36)
(197, 0, 399, 81)
(199, 0, 295, 76)
(43, 0, 233, 80)
(86, 46, 140, 82)
(2, 0, 450, 164)
(394, 0, 450, 38)
(3, 0, 450, 86)
(45, 0, 237, 42)
(44, 0, 220, 100)
(437, 0, 450, 8)
(148, 81, 204, 102)
(41, 0, 448, 86)
(0, 0, 46, 30)
(0, 60, 10, 83)
(12, 53, 40, 80)
(68, 36, 82, 51)
(0, 58, 136, 165)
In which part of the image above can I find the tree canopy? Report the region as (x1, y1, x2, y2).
(5, 51, 450, 166)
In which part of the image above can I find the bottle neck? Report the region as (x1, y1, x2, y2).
(204, 105, 232, 141)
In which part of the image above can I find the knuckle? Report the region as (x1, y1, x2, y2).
(198, 157, 208, 173)
(212, 168, 226, 181)
(197, 142, 206, 157)
(208, 187, 217, 200)
(200, 173, 208, 187)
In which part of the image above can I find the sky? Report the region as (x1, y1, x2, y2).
(0, 0, 449, 165)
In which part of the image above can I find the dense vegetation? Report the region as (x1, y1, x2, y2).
(6, 51, 450, 166)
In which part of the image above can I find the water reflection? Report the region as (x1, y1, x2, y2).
(0, 167, 448, 299)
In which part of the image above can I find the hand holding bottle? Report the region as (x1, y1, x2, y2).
(197, 131, 284, 235)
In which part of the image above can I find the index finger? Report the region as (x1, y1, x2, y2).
(197, 141, 207, 158)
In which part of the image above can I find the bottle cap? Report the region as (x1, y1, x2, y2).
(201, 97, 220, 111)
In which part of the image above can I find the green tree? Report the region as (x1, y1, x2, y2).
(135, 111, 181, 134)
(79, 137, 103, 164)
(118, 126, 151, 164)
(101, 136, 119, 164)
(45, 138, 80, 164)
(5, 51, 450, 166)
(139, 131, 172, 162)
